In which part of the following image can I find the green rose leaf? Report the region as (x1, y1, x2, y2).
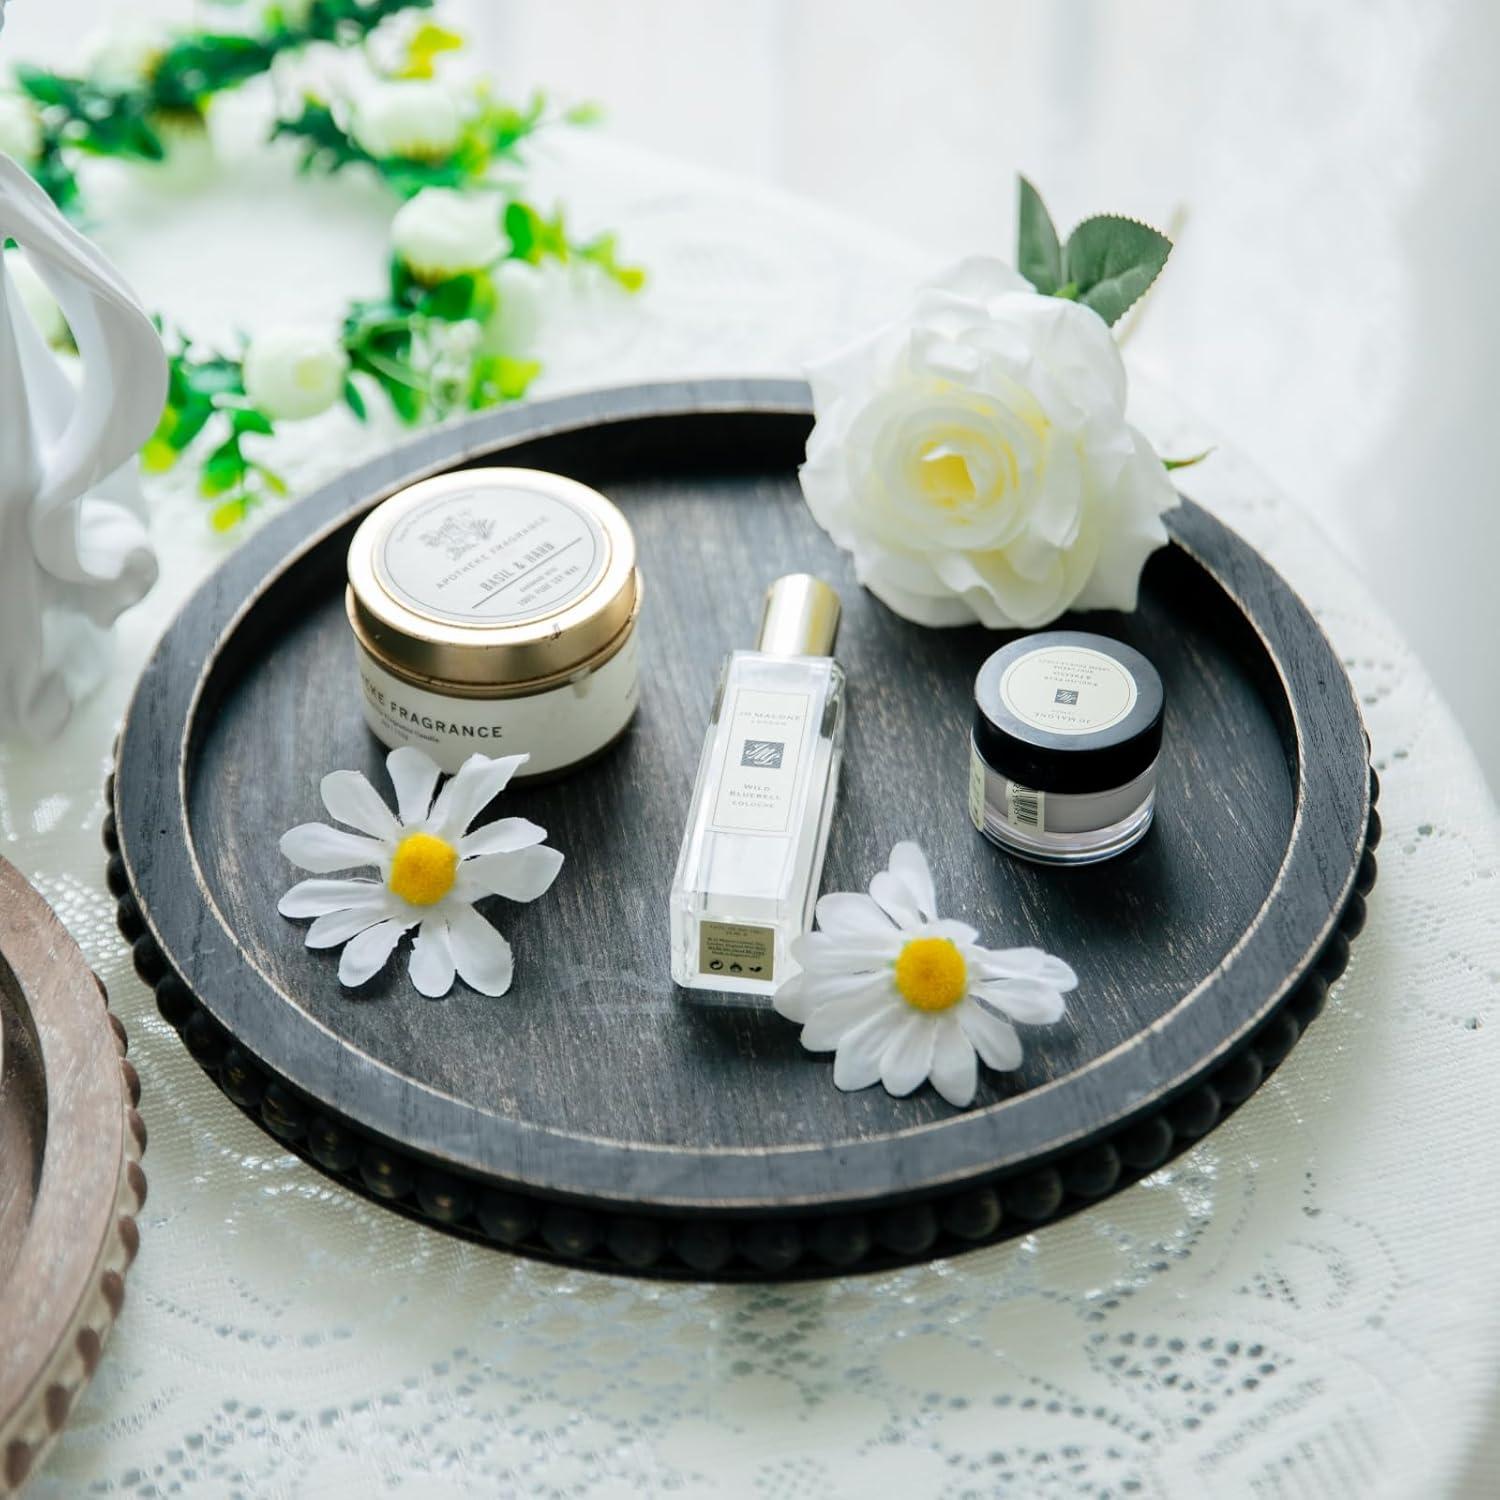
(1016, 175, 1063, 296)
(1063, 214, 1171, 327)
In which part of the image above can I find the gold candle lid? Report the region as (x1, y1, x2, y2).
(347, 467, 639, 689)
(756, 574, 841, 657)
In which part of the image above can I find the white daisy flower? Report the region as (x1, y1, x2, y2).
(277, 746, 562, 997)
(775, 842, 1076, 1107)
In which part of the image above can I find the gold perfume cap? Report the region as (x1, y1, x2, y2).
(756, 574, 841, 657)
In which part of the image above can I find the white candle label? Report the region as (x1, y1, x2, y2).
(376, 483, 609, 625)
(999, 645, 1138, 736)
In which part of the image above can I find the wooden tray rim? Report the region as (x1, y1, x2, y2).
(0, 858, 145, 1493)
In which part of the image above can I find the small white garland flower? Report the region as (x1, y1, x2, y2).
(391, 186, 507, 285)
(278, 746, 562, 997)
(242, 325, 350, 420)
(775, 842, 1076, 1107)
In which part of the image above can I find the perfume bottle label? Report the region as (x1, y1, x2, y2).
(709, 687, 814, 835)
(376, 484, 609, 625)
(697, 920, 776, 982)
(999, 644, 1138, 736)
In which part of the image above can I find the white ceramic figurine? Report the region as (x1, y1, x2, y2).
(0, 150, 167, 742)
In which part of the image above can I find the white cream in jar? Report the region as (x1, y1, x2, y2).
(346, 467, 642, 777)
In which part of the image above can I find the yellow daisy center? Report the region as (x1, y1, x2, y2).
(893, 937, 968, 1012)
(387, 831, 458, 907)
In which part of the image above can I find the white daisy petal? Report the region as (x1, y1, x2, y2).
(336, 918, 408, 986)
(306, 896, 395, 949)
(791, 932, 900, 974)
(929, 1013, 979, 1107)
(428, 752, 530, 839)
(814, 891, 897, 938)
(777, 967, 892, 1023)
(772, 973, 817, 1023)
(888, 841, 938, 921)
(926, 918, 980, 946)
(386, 745, 441, 826)
(280, 822, 388, 873)
(320, 769, 401, 841)
(880, 1014, 937, 1096)
(974, 977, 1069, 1025)
(832, 1006, 906, 1091)
(409, 918, 457, 999)
(458, 845, 565, 903)
(958, 1001, 1024, 1071)
(458, 817, 548, 858)
(869, 869, 923, 929)
(447, 905, 515, 996)
(971, 947, 1079, 991)
(278, 877, 383, 919)
(797, 983, 894, 1051)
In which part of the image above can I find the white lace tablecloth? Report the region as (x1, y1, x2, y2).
(4, 125, 1500, 1500)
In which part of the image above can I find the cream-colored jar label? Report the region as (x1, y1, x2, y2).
(357, 631, 640, 776)
(376, 484, 609, 625)
(999, 645, 1138, 736)
(709, 687, 814, 835)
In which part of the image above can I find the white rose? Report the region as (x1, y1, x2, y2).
(83, 19, 171, 92)
(391, 188, 507, 285)
(352, 80, 463, 163)
(0, 93, 42, 165)
(242, 326, 349, 421)
(480, 258, 544, 355)
(4, 250, 69, 348)
(799, 257, 1178, 629)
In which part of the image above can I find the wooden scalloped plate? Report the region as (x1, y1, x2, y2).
(110, 379, 1377, 1281)
(0, 857, 145, 1494)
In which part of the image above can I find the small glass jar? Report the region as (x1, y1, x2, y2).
(346, 467, 641, 777)
(969, 631, 1164, 865)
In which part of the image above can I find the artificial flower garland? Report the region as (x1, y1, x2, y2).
(0, 0, 642, 529)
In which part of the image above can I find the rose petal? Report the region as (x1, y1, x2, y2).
(320, 769, 401, 841)
(958, 1002, 1023, 1072)
(457, 845, 564, 903)
(973, 978, 1069, 1025)
(278, 877, 383, 919)
(337, 918, 407, 987)
(832, 1006, 905, 1092)
(409, 918, 456, 999)
(929, 1013, 978, 1106)
(386, 745, 441, 826)
(458, 817, 548, 859)
(887, 841, 937, 921)
(279, 822, 388, 874)
(427, 753, 529, 839)
(446, 905, 515, 996)
(797, 983, 894, 1051)
(880, 1014, 937, 1096)
(814, 891, 896, 939)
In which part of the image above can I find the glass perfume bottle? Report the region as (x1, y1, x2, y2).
(670, 574, 846, 998)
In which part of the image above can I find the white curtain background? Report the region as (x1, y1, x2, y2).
(7, 0, 1497, 783)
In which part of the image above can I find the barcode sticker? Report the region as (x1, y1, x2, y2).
(1006, 782, 1046, 832)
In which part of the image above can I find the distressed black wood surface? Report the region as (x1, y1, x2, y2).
(115, 380, 1370, 1224)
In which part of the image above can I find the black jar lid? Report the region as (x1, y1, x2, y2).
(973, 631, 1165, 795)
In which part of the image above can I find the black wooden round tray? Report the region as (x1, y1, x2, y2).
(109, 379, 1377, 1281)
